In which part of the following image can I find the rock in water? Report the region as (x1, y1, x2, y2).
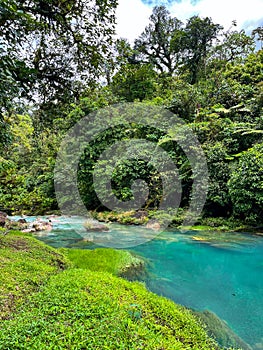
(32, 219, 53, 232)
(146, 220, 161, 231)
(83, 220, 109, 232)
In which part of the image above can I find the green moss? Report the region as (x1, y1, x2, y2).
(91, 210, 260, 237)
(0, 230, 69, 320)
(0, 231, 229, 349)
(182, 225, 217, 231)
(0, 269, 219, 349)
(60, 247, 145, 276)
(92, 210, 149, 225)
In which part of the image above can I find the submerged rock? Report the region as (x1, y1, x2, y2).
(83, 220, 109, 232)
(194, 310, 252, 350)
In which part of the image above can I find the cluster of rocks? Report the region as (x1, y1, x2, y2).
(22, 218, 53, 233)
(0, 211, 53, 233)
(131, 210, 161, 230)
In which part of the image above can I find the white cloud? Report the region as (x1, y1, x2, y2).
(116, 0, 263, 43)
(169, 0, 263, 32)
(115, 0, 152, 42)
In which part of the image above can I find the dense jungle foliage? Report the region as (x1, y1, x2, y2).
(0, 2, 262, 226)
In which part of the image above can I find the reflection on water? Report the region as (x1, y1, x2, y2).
(10, 216, 263, 349)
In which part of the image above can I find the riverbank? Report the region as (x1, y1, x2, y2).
(91, 209, 263, 235)
(3, 208, 262, 236)
(0, 229, 220, 349)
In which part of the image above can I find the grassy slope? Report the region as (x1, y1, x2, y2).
(0, 230, 228, 349)
(0, 229, 68, 320)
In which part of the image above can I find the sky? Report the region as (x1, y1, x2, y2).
(116, 0, 263, 42)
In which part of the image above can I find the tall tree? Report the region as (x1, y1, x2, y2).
(183, 16, 222, 84)
(213, 24, 255, 64)
(0, 0, 117, 110)
(134, 6, 183, 75)
(228, 143, 263, 224)
(111, 63, 158, 102)
(252, 26, 263, 49)
(102, 38, 135, 85)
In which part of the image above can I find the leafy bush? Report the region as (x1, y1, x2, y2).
(228, 143, 263, 224)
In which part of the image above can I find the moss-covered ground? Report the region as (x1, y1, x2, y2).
(0, 230, 238, 349)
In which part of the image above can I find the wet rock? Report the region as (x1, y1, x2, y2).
(4, 216, 28, 231)
(32, 220, 52, 232)
(17, 218, 27, 224)
(146, 220, 161, 231)
(132, 210, 148, 219)
(83, 220, 109, 232)
(0, 211, 8, 227)
(22, 228, 37, 233)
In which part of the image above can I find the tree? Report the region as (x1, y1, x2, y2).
(111, 63, 158, 102)
(0, 113, 58, 214)
(203, 142, 231, 216)
(182, 16, 222, 84)
(223, 49, 263, 84)
(213, 26, 255, 64)
(167, 80, 200, 121)
(0, 0, 118, 109)
(252, 26, 263, 49)
(228, 143, 263, 224)
(134, 6, 183, 75)
(102, 38, 136, 86)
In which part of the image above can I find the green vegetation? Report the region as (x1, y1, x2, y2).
(93, 210, 149, 225)
(0, 3, 262, 348)
(0, 270, 218, 349)
(0, 3, 262, 227)
(0, 229, 69, 320)
(91, 209, 256, 233)
(61, 247, 144, 276)
(0, 230, 224, 349)
(228, 143, 263, 224)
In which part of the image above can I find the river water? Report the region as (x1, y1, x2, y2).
(13, 216, 263, 349)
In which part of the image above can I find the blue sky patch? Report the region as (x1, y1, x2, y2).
(141, 0, 181, 6)
(141, 0, 201, 6)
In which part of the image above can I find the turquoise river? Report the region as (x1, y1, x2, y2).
(12, 216, 263, 349)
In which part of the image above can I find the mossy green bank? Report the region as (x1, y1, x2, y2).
(0, 230, 239, 349)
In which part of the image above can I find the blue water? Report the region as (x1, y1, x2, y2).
(131, 232, 263, 349)
(13, 216, 263, 349)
